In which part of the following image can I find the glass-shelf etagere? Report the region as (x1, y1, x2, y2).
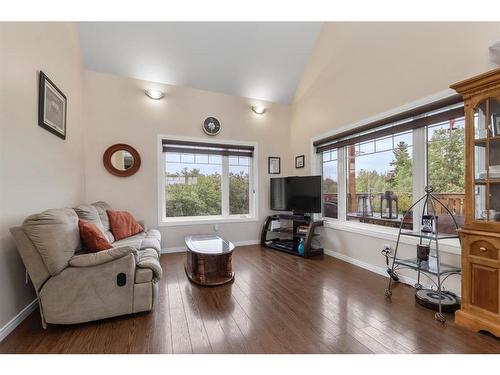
(383, 186, 461, 324)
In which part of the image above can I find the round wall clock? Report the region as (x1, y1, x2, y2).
(202, 117, 221, 136)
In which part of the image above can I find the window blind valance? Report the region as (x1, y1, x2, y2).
(314, 94, 464, 154)
(162, 139, 254, 157)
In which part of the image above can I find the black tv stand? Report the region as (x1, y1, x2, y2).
(260, 214, 323, 258)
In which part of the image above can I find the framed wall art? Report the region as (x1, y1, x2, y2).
(38, 71, 67, 140)
(268, 157, 281, 174)
(295, 155, 305, 168)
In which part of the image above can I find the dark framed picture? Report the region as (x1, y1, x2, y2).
(295, 154, 305, 168)
(38, 71, 67, 140)
(268, 157, 280, 174)
(492, 114, 500, 137)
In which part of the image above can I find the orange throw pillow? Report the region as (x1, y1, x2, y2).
(107, 210, 144, 241)
(78, 219, 113, 252)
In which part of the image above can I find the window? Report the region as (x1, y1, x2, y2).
(160, 139, 256, 223)
(165, 152, 223, 217)
(314, 95, 465, 233)
(346, 131, 413, 229)
(229, 156, 250, 215)
(321, 150, 338, 218)
(426, 116, 465, 234)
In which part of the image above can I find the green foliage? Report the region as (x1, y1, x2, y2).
(354, 141, 413, 213)
(352, 127, 464, 214)
(165, 167, 250, 217)
(323, 177, 338, 194)
(230, 171, 250, 215)
(428, 127, 465, 193)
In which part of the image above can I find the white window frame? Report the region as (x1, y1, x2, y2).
(157, 134, 258, 226)
(311, 90, 462, 254)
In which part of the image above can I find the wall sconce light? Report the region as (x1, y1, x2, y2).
(145, 89, 165, 100)
(251, 105, 266, 115)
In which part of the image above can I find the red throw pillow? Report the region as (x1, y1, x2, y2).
(78, 219, 113, 252)
(107, 210, 144, 241)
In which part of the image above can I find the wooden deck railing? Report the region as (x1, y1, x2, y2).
(323, 193, 465, 216)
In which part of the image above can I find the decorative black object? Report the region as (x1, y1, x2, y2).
(416, 243, 430, 261)
(295, 155, 305, 168)
(38, 71, 67, 140)
(356, 194, 373, 217)
(415, 289, 460, 313)
(421, 214, 437, 233)
(117, 273, 127, 286)
(380, 190, 398, 219)
(202, 117, 221, 136)
(268, 156, 280, 174)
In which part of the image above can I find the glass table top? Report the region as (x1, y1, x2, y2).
(185, 234, 235, 255)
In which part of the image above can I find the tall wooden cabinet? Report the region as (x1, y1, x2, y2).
(451, 68, 500, 337)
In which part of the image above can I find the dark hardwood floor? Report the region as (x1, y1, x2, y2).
(1, 245, 499, 354)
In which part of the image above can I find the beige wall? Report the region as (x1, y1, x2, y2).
(0, 23, 86, 329)
(83, 70, 291, 248)
(290, 22, 500, 295)
(291, 22, 500, 174)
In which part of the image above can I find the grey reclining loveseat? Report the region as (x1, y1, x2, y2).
(10, 201, 162, 328)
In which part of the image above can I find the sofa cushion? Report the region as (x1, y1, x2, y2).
(107, 210, 144, 241)
(74, 204, 105, 234)
(112, 233, 145, 250)
(78, 220, 113, 252)
(91, 201, 115, 243)
(23, 208, 80, 275)
(112, 231, 161, 256)
(145, 229, 161, 242)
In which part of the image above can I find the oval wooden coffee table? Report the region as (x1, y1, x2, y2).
(184, 234, 235, 286)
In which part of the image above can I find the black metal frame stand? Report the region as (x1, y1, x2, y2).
(384, 186, 461, 324)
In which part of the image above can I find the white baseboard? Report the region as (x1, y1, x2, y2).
(161, 246, 186, 254)
(234, 239, 260, 247)
(0, 298, 38, 342)
(324, 249, 431, 290)
(161, 239, 260, 254)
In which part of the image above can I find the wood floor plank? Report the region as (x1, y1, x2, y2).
(164, 260, 193, 354)
(1, 245, 499, 354)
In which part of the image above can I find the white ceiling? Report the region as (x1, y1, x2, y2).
(77, 22, 322, 104)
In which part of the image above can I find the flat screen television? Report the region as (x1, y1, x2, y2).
(270, 175, 321, 213)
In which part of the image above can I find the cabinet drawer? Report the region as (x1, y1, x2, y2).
(469, 240, 499, 261)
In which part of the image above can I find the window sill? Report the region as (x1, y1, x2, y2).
(159, 216, 259, 227)
(322, 219, 461, 255)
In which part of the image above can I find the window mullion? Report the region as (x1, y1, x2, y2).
(222, 155, 229, 217)
(413, 127, 426, 231)
(338, 147, 347, 221)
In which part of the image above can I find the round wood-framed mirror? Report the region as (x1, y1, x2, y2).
(103, 144, 141, 177)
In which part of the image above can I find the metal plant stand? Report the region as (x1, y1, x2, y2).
(384, 186, 461, 324)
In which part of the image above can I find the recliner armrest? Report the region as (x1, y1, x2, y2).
(69, 246, 137, 267)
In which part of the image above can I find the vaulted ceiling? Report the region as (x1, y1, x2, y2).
(77, 22, 322, 104)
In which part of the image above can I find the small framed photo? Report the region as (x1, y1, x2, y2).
(38, 71, 67, 140)
(268, 157, 280, 174)
(492, 114, 500, 137)
(295, 155, 305, 169)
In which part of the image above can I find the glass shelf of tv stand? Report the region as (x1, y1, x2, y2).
(398, 231, 459, 240)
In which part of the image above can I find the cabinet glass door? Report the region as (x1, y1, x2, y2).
(474, 97, 500, 222)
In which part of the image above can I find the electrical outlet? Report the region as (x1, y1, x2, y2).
(213, 224, 219, 232)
